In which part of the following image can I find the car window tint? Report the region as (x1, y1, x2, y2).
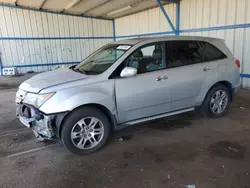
(165, 41, 203, 69)
(201, 42, 227, 62)
(126, 42, 166, 74)
(141, 46, 154, 56)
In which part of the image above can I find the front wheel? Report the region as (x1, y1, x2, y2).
(61, 107, 111, 155)
(202, 84, 231, 118)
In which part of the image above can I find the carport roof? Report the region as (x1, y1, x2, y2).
(0, 0, 178, 19)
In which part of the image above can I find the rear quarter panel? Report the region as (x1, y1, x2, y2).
(196, 39, 240, 104)
(197, 57, 240, 105)
(215, 57, 241, 88)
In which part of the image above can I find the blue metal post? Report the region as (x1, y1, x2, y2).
(0, 61, 2, 76)
(156, 0, 177, 34)
(0, 53, 2, 75)
(112, 20, 116, 41)
(176, 0, 180, 35)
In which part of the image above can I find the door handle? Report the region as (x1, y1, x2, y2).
(203, 67, 212, 72)
(156, 76, 168, 81)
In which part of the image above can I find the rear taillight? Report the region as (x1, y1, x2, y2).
(235, 59, 241, 68)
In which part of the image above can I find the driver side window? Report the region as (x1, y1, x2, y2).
(125, 42, 165, 74)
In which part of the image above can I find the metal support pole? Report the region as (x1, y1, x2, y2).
(176, 0, 180, 35)
(0, 52, 2, 75)
(156, 0, 177, 34)
(112, 20, 116, 41)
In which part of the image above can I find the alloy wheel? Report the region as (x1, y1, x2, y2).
(70, 117, 104, 150)
(210, 90, 228, 114)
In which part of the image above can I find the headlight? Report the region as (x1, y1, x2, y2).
(23, 92, 55, 108)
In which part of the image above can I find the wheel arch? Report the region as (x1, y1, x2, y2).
(203, 80, 233, 104)
(56, 103, 117, 138)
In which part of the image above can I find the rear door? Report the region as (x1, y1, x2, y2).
(164, 40, 220, 111)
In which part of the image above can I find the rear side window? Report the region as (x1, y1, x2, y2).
(200, 42, 227, 62)
(165, 41, 203, 68)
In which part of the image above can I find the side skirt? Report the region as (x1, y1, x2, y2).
(114, 107, 195, 131)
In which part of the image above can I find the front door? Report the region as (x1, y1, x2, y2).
(115, 42, 172, 123)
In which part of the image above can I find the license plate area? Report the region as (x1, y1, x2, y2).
(17, 104, 36, 128)
(19, 116, 32, 128)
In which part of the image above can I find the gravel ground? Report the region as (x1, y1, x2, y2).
(0, 74, 250, 188)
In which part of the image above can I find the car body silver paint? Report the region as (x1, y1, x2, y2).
(39, 79, 116, 115)
(19, 68, 90, 93)
(17, 36, 240, 128)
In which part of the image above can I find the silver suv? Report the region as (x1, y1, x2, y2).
(16, 36, 241, 155)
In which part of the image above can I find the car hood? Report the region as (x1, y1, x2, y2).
(19, 68, 89, 93)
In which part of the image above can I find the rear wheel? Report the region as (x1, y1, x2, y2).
(61, 107, 111, 155)
(202, 84, 231, 118)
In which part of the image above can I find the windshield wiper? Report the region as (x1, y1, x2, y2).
(72, 68, 87, 74)
(72, 68, 99, 75)
(69, 65, 76, 69)
(82, 70, 99, 75)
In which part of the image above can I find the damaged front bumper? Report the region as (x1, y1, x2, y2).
(16, 104, 61, 141)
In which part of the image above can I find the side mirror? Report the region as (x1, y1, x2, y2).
(120, 67, 137, 78)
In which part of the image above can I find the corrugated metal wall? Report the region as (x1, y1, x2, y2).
(115, 3, 176, 38)
(114, 0, 250, 87)
(180, 0, 250, 88)
(0, 6, 113, 73)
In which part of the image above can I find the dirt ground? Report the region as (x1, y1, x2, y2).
(0, 74, 250, 188)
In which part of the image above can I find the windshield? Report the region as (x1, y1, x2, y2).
(74, 44, 130, 75)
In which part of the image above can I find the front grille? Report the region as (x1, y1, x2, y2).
(21, 105, 32, 118)
(23, 106, 31, 118)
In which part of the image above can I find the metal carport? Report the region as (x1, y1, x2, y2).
(0, 0, 249, 87)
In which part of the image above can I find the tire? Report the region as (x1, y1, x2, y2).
(61, 107, 111, 155)
(201, 84, 231, 118)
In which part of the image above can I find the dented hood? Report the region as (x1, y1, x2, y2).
(19, 68, 89, 93)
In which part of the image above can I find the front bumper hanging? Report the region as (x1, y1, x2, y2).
(16, 104, 58, 141)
